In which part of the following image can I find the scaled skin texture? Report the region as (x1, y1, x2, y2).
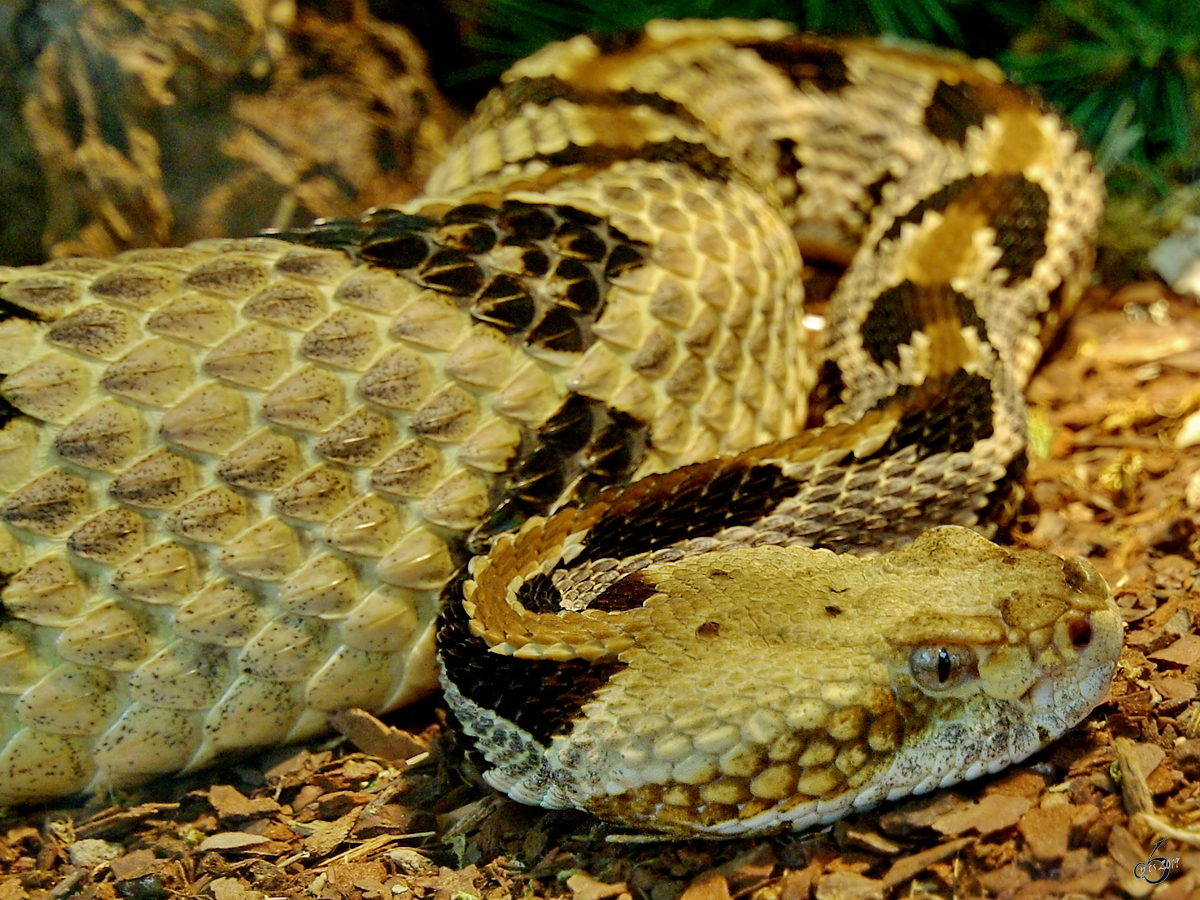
(445, 527, 1122, 836)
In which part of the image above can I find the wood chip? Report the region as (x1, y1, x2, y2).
(208, 784, 282, 819)
(1149, 634, 1200, 666)
(209, 876, 267, 900)
(881, 837, 972, 887)
(677, 872, 729, 900)
(812, 871, 884, 900)
(931, 794, 1032, 836)
(568, 872, 633, 900)
(1017, 803, 1076, 861)
(109, 848, 160, 881)
(329, 708, 430, 762)
(1116, 738, 1160, 817)
(301, 808, 361, 858)
(196, 832, 271, 852)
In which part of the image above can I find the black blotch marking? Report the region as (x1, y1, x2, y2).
(774, 137, 803, 201)
(861, 281, 921, 368)
(436, 221, 498, 254)
(0, 295, 45, 323)
(502, 446, 567, 509)
(806, 358, 847, 428)
(976, 449, 1028, 531)
(0, 395, 19, 431)
(419, 249, 485, 296)
(575, 461, 801, 566)
(953, 292, 987, 338)
(563, 277, 601, 315)
(473, 275, 535, 333)
(499, 204, 556, 241)
(540, 393, 593, 454)
(745, 36, 851, 92)
(552, 257, 591, 285)
(696, 621, 721, 639)
(605, 243, 643, 280)
(474, 399, 649, 547)
(519, 247, 551, 277)
(554, 205, 604, 227)
(505, 72, 705, 126)
(865, 171, 896, 209)
(441, 203, 499, 224)
(882, 178, 970, 244)
(439, 574, 625, 746)
(280, 200, 647, 368)
(882, 174, 1049, 285)
(555, 222, 608, 261)
(360, 233, 430, 269)
(591, 28, 647, 55)
(870, 369, 995, 459)
(988, 177, 1049, 284)
(592, 572, 659, 612)
(825, 605, 843, 617)
(527, 305, 585, 354)
(574, 410, 648, 498)
(274, 209, 438, 260)
(515, 571, 561, 613)
(924, 80, 986, 145)
(534, 138, 734, 183)
(14, 3, 52, 66)
(861, 282, 987, 368)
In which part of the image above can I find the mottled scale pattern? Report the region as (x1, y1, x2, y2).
(0, 17, 1117, 832)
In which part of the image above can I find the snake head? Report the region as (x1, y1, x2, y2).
(884, 526, 1120, 709)
(864, 526, 1121, 804)
(443, 524, 1121, 836)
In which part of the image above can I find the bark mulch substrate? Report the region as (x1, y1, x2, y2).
(4, 282, 1200, 899)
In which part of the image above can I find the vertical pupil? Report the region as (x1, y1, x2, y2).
(938, 648, 952, 682)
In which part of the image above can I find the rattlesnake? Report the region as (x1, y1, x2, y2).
(0, 19, 1120, 835)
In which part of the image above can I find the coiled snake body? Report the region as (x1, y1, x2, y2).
(0, 19, 1120, 835)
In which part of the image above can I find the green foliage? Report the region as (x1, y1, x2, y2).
(1002, 0, 1199, 174)
(453, 0, 982, 82)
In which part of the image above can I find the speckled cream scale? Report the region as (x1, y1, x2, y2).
(0, 19, 1118, 835)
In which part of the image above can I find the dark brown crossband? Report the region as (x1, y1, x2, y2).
(861, 282, 987, 368)
(438, 574, 626, 745)
(882, 173, 1050, 284)
(742, 36, 852, 93)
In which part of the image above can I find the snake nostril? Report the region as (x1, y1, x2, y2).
(1068, 619, 1092, 648)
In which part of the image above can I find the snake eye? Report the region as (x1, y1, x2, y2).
(909, 645, 977, 691)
